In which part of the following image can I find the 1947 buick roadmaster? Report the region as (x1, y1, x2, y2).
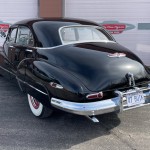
(0, 18, 150, 122)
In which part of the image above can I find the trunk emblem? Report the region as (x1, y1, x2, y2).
(126, 72, 135, 86)
(108, 53, 126, 58)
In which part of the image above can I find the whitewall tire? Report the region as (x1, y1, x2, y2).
(27, 94, 52, 118)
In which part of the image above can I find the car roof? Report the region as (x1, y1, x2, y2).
(11, 18, 100, 27)
(10, 18, 102, 48)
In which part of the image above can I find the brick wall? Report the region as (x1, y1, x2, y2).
(39, 0, 62, 18)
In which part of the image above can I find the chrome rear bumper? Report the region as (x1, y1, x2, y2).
(51, 86, 150, 116)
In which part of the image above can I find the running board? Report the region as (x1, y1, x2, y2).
(86, 116, 99, 123)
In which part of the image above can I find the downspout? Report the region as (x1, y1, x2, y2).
(62, 0, 66, 17)
(38, 0, 40, 18)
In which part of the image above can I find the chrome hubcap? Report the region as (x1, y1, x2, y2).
(30, 96, 40, 109)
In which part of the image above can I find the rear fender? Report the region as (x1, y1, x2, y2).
(17, 59, 89, 105)
(17, 58, 52, 107)
(32, 61, 88, 94)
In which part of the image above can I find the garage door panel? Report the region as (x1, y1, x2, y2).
(65, 0, 150, 65)
(0, 0, 38, 46)
(0, 0, 38, 22)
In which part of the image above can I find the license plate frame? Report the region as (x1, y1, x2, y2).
(126, 91, 145, 107)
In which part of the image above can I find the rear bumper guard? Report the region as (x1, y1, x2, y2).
(51, 85, 150, 116)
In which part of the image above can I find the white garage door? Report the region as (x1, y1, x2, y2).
(0, 0, 38, 46)
(64, 0, 150, 66)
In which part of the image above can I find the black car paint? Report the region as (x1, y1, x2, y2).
(35, 42, 149, 92)
(0, 18, 149, 107)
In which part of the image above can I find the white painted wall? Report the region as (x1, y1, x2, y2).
(65, 0, 150, 65)
(0, 0, 38, 46)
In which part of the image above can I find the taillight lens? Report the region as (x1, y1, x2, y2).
(49, 82, 63, 89)
(86, 92, 103, 99)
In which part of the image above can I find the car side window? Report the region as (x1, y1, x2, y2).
(16, 26, 34, 47)
(8, 28, 17, 43)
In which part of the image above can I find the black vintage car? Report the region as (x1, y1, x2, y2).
(0, 18, 150, 122)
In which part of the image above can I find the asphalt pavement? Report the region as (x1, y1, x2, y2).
(0, 76, 149, 150)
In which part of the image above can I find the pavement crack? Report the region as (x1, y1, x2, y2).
(99, 121, 137, 150)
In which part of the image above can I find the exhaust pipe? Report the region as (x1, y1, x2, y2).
(86, 116, 99, 123)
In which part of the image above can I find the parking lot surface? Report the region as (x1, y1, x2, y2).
(0, 76, 149, 150)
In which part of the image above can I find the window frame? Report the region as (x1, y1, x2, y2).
(16, 25, 35, 47)
(7, 27, 18, 44)
(59, 25, 115, 45)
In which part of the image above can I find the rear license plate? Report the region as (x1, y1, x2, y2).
(126, 92, 145, 107)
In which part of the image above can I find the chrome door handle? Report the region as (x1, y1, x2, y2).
(9, 45, 14, 48)
(26, 49, 32, 52)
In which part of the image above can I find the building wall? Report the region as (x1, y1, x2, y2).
(0, 0, 38, 46)
(64, 0, 150, 65)
(39, 0, 62, 18)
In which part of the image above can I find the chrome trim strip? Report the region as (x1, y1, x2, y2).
(62, 40, 114, 45)
(35, 44, 65, 50)
(0, 64, 48, 96)
(27, 83, 48, 95)
(16, 77, 48, 96)
(17, 77, 23, 91)
(0, 66, 15, 76)
(34, 41, 115, 50)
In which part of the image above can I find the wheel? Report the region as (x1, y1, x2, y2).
(27, 94, 53, 118)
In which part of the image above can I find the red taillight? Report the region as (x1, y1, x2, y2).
(86, 92, 103, 99)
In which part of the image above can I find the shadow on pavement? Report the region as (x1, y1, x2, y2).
(32, 109, 121, 149)
(0, 77, 121, 149)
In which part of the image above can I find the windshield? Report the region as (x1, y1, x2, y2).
(60, 26, 111, 44)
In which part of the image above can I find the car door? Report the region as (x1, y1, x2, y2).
(12, 26, 35, 91)
(12, 26, 35, 70)
(3, 27, 18, 62)
(1, 27, 18, 77)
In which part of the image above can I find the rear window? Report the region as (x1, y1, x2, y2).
(60, 26, 111, 44)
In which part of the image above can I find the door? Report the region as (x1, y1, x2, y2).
(2, 25, 35, 76)
(2, 27, 18, 71)
(11, 26, 35, 70)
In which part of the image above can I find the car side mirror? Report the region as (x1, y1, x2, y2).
(0, 46, 3, 52)
(0, 31, 6, 38)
